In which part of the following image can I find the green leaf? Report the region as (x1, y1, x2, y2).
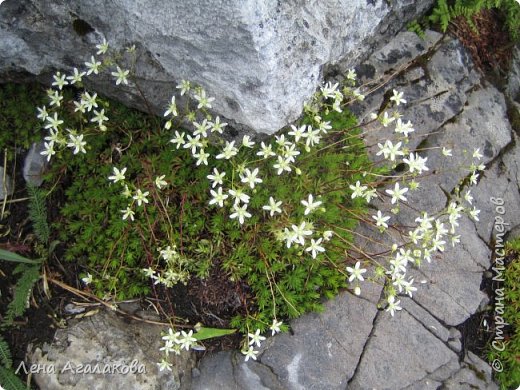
(0, 249, 42, 265)
(193, 327, 236, 341)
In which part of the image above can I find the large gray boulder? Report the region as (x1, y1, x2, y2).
(0, 0, 434, 134)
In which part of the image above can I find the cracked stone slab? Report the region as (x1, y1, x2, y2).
(400, 298, 451, 344)
(421, 85, 513, 192)
(348, 309, 459, 389)
(471, 140, 520, 243)
(442, 352, 498, 390)
(191, 351, 284, 390)
(258, 282, 381, 390)
(407, 216, 490, 326)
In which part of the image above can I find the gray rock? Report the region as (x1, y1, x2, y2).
(192, 351, 284, 390)
(471, 139, 520, 243)
(23, 142, 49, 186)
(0, 0, 434, 134)
(29, 310, 195, 390)
(422, 85, 513, 192)
(355, 35, 481, 162)
(443, 352, 498, 390)
(259, 282, 381, 389)
(401, 298, 450, 343)
(407, 216, 490, 326)
(0, 166, 13, 200)
(506, 45, 520, 102)
(348, 309, 459, 389)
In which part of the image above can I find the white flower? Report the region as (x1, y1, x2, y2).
(240, 168, 262, 189)
(81, 92, 98, 111)
(229, 204, 252, 225)
(288, 124, 307, 142)
(291, 222, 313, 246)
(301, 194, 322, 215)
(157, 359, 173, 372)
(209, 187, 228, 207)
(228, 188, 250, 205)
(193, 149, 210, 166)
(473, 148, 483, 160)
(346, 69, 357, 81)
(45, 113, 64, 132)
(321, 82, 339, 98)
(216, 141, 238, 160)
(40, 141, 56, 161)
(108, 167, 127, 183)
(257, 142, 276, 158)
(385, 182, 408, 204)
(207, 168, 226, 188)
(121, 207, 135, 221)
(469, 207, 480, 221)
(274, 134, 291, 148)
(305, 127, 322, 148)
(464, 190, 473, 205)
(364, 188, 377, 203)
(442, 147, 452, 157)
(346, 261, 367, 282)
(386, 295, 402, 316)
(273, 156, 292, 175)
(179, 330, 197, 351)
(155, 175, 168, 189)
(248, 329, 266, 348)
(305, 238, 325, 259)
(323, 230, 334, 241)
(209, 116, 227, 134)
(380, 112, 395, 127)
(85, 56, 101, 75)
(52, 72, 68, 90)
(37, 106, 49, 121)
(67, 133, 87, 154)
(143, 267, 156, 278)
(91, 109, 109, 126)
(469, 171, 479, 185)
(349, 181, 367, 199)
(183, 134, 203, 154)
(242, 346, 258, 362)
(82, 273, 93, 285)
(164, 96, 178, 117)
(96, 38, 109, 55)
(372, 210, 390, 229)
(194, 89, 215, 109)
(318, 120, 332, 134)
(270, 319, 283, 336)
(390, 89, 406, 106)
(394, 119, 414, 137)
(111, 66, 129, 85)
(133, 189, 149, 206)
(283, 144, 300, 163)
(48, 90, 63, 107)
(170, 131, 185, 149)
(176, 80, 191, 96)
(403, 153, 429, 174)
(193, 119, 210, 137)
(67, 68, 86, 85)
(262, 197, 282, 216)
(376, 140, 404, 161)
(242, 135, 255, 148)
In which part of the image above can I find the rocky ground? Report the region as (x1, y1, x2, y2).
(26, 30, 520, 390)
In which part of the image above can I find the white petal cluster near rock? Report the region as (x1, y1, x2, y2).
(0, 0, 433, 133)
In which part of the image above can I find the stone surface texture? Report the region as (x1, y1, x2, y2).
(0, 0, 434, 134)
(30, 310, 196, 390)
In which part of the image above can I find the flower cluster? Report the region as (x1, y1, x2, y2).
(38, 39, 132, 162)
